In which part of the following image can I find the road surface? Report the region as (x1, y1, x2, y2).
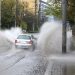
(0, 35, 47, 75)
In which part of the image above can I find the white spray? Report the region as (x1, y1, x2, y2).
(0, 27, 22, 44)
(37, 21, 72, 56)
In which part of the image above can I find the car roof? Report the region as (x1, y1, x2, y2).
(18, 34, 31, 36)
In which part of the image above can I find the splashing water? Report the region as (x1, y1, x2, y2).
(37, 21, 72, 56)
(0, 27, 22, 44)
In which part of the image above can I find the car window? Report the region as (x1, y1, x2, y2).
(17, 35, 31, 39)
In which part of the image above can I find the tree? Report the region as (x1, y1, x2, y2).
(45, 0, 75, 21)
(1, 0, 15, 29)
(67, 0, 75, 36)
(19, 1, 38, 32)
(67, 0, 75, 23)
(45, 0, 62, 18)
(1, 0, 38, 31)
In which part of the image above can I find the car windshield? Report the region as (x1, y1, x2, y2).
(17, 35, 31, 39)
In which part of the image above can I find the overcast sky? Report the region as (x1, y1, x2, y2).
(43, 0, 47, 2)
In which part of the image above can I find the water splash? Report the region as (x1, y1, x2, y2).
(37, 21, 72, 56)
(0, 27, 22, 44)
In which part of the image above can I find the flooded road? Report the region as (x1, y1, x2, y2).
(0, 21, 74, 75)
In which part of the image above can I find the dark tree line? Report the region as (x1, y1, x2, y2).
(1, 0, 38, 32)
(1, 0, 15, 29)
(67, 0, 75, 25)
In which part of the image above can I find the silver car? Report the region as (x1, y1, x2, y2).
(15, 34, 35, 50)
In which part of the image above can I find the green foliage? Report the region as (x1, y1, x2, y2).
(47, 0, 75, 23)
(20, 21, 27, 30)
(45, 0, 62, 18)
(68, 0, 75, 23)
(1, 0, 39, 31)
(1, 0, 15, 29)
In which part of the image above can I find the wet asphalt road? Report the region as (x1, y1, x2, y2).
(0, 36, 47, 75)
(0, 24, 73, 75)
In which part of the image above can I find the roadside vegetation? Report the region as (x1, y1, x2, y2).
(1, 0, 75, 33)
(1, 0, 38, 32)
(45, 0, 75, 35)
